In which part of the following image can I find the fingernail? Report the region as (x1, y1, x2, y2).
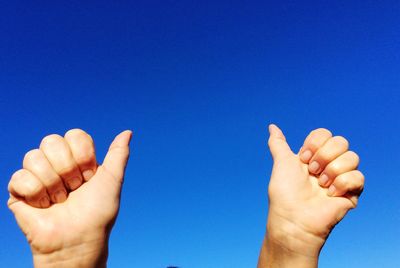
(40, 196, 50, 208)
(309, 161, 320, 174)
(67, 178, 81, 190)
(53, 189, 67, 203)
(319, 174, 329, 186)
(82, 170, 94, 180)
(327, 185, 336, 196)
(300, 150, 312, 162)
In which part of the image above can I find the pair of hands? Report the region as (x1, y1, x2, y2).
(7, 125, 364, 268)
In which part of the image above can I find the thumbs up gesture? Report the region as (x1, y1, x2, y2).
(258, 125, 364, 267)
(7, 129, 132, 268)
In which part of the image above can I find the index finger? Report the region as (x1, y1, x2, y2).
(299, 128, 332, 163)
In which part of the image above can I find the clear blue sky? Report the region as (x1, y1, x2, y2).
(0, 1, 399, 267)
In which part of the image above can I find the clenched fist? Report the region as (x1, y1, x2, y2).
(258, 125, 364, 268)
(8, 129, 132, 268)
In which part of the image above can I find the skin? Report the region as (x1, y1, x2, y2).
(8, 129, 132, 267)
(7, 125, 364, 267)
(257, 125, 364, 267)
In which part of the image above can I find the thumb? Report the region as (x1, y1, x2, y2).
(101, 130, 133, 183)
(268, 124, 293, 160)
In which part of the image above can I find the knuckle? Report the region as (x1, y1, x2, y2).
(8, 170, 23, 191)
(25, 179, 42, 195)
(354, 171, 365, 194)
(311, 128, 332, 137)
(355, 170, 365, 183)
(333, 136, 349, 149)
(10, 169, 25, 182)
(308, 140, 323, 152)
(65, 129, 91, 140)
(335, 175, 349, 188)
(327, 162, 341, 175)
(347, 151, 360, 166)
(23, 149, 42, 165)
(307, 141, 319, 151)
(306, 129, 332, 152)
(315, 151, 330, 164)
(40, 134, 63, 148)
(9, 170, 42, 195)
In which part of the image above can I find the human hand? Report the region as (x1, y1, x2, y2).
(7, 129, 132, 268)
(258, 125, 364, 267)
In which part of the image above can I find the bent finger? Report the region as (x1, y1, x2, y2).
(23, 149, 67, 203)
(299, 128, 332, 163)
(328, 170, 365, 198)
(64, 129, 97, 181)
(40, 134, 83, 191)
(8, 169, 50, 208)
(319, 151, 360, 187)
(308, 136, 349, 175)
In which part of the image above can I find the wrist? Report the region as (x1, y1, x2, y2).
(266, 207, 325, 258)
(258, 234, 319, 268)
(32, 235, 109, 268)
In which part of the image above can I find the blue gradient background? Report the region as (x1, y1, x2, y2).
(1, 1, 399, 267)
